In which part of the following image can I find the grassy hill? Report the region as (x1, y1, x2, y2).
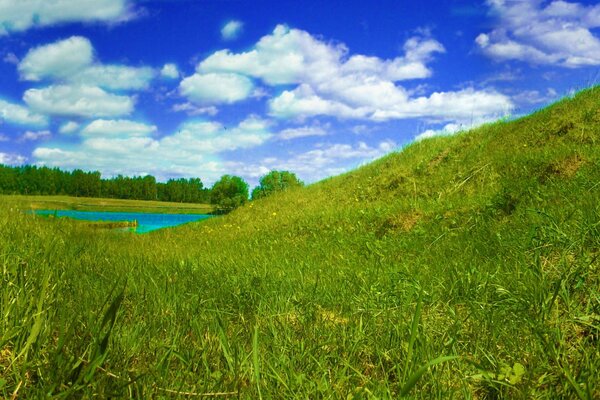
(1, 87, 599, 398)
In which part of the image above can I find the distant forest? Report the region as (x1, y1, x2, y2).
(0, 164, 210, 203)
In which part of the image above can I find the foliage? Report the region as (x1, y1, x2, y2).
(251, 170, 303, 200)
(210, 174, 249, 212)
(1, 87, 599, 398)
(0, 165, 211, 203)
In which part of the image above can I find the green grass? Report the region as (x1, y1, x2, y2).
(1, 87, 599, 398)
(1, 194, 214, 214)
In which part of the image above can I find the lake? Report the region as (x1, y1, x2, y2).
(35, 210, 212, 233)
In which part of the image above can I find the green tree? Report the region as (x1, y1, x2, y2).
(251, 170, 303, 200)
(211, 175, 249, 212)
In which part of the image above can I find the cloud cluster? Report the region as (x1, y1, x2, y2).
(16, 36, 155, 118)
(0, 152, 26, 165)
(20, 130, 51, 142)
(23, 85, 134, 118)
(0, 0, 134, 35)
(34, 116, 273, 182)
(476, 0, 600, 67)
(181, 25, 512, 123)
(80, 119, 157, 137)
(278, 125, 328, 140)
(227, 140, 397, 183)
(0, 98, 47, 126)
(180, 72, 254, 104)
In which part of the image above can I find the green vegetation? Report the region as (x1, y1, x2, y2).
(0, 165, 211, 203)
(1, 194, 213, 214)
(251, 170, 304, 200)
(1, 87, 599, 398)
(210, 174, 249, 212)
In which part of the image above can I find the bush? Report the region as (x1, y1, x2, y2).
(210, 175, 249, 212)
(251, 170, 303, 200)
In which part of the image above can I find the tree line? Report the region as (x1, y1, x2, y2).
(0, 164, 304, 211)
(0, 164, 210, 203)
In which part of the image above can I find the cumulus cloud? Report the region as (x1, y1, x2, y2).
(71, 65, 155, 90)
(19, 36, 93, 81)
(227, 140, 397, 183)
(59, 121, 80, 134)
(512, 88, 558, 105)
(415, 123, 463, 141)
(24, 85, 135, 118)
(0, 0, 135, 35)
(33, 115, 272, 182)
(179, 72, 254, 104)
(414, 115, 504, 142)
(19, 37, 155, 90)
(0, 152, 26, 165)
(476, 0, 600, 67)
(198, 25, 444, 84)
(193, 24, 511, 122)
(172, 102, 219, 116)
(20, 130, 51, 141)
(81, 119, 157, 137)
(278, 125, 328, 140)
(221, 20, 243, 40)
(0, 98, 48, 126)
(160, 63, 180, 79)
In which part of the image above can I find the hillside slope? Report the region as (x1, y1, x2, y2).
(1, 87, 599, 398)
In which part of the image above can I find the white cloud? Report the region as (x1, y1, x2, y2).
(24, 85, 134, 118)
(512, 88, 558, 105)
(21, 130, 51, 141)
(71, 65, 155, 90)
(161, 63, 180, 79)
(18, 36, 155, 90)
(19, 36, 93, 81)
(161, 116, 271, 153)
(172, 102, 219, 116)
(81, 119, 157, 137)
(33, 115, 272, 182)
(278, 125, 328, 140)
(477, 0, 600, 67)
(194, 24, 511, 122)
(199, 24, 347, 86)
(414, 114, 506, 142)
(0, 98, 48, 126)
(179, 72, 254, 104)
(0, 152, 26, 165)
(59, 121, 80, 134)
(269, 85, 368, 120)
(0, 0, 135, 35)
(228, 140, 397, 183)
(200, 25, 444, 84)
(221, 20, 243, 41)
(415, 123, 462, 141)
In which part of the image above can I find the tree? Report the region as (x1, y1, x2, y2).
(211, 175, 249, 212)
(251, 170, 303, 200)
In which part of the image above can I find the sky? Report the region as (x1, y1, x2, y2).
(0, 0, 599, 186)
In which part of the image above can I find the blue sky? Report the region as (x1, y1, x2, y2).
(0, 0, 599, 186)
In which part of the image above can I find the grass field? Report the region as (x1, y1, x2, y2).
(1, 194, 214, 214)
(1, 87, 599, 398)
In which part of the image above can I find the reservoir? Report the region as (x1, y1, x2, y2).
(35, 210, 212, 233)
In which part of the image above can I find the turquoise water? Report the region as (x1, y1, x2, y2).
(35, 210, 212, 233)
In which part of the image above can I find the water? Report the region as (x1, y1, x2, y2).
(35, 210, 212, 233)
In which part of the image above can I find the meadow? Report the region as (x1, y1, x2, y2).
(1, 87, 599, 398)
(1, 194, 214, 214)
